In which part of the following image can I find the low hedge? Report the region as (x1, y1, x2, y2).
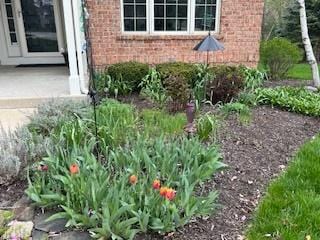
(156, 62, 199, 86)
(106, 61, 149, 92)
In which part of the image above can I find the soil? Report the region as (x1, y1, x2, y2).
(1, 96, 320, 240)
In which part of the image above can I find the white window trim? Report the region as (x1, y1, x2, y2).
(120, 0, 221, 35)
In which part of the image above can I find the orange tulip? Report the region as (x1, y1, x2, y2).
(165, 188, 176, 201)
(129, 175, 138, 185)
(160, 187, 169, 197)
(152, 180, 161, 190)
(37, 164, 48, 172)
(70, 163, 79, 175)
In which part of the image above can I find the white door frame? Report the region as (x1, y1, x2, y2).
(15, 0, 64, 58)
(0, 0, 21, 57)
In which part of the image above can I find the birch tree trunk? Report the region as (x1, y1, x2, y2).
(297, 0, 320, 87)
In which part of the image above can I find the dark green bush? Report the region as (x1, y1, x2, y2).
(156, 62, 198, 86)
(163, 75, 191, 112)
(206, 65, 245, 103)
(106, 61, 149, 92)
(260, 38, 303, 80)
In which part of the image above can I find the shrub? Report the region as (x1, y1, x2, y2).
(156, 62, 198, 86)
(255, 87, 320, 116)
(163, 75, 191, 112)
(106, 61, 149, 92)
(206, 65, 245, 103)
(139, 68, 169, 108)
(26, 135, 225, 239)
(260, 38, 303, 80)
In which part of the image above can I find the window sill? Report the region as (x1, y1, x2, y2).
(116, 33, 224, 41)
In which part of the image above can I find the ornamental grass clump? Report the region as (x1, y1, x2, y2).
(26, 135, 225, 239)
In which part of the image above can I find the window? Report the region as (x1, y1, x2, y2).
(194, 0, 216, 31)
(121, 0, 220, 34)
(154, 0, 188, 31)
(123, 0, 147, 31)
(4, 0, 18, 44)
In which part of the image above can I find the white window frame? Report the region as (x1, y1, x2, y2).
(120, 0, 222, 35)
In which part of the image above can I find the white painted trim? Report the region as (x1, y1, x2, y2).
(1, 0, 21, 57)
(72, 0, 88, 94)
(120, 0, 222, 35)
(0, 7, 8, 64)
(63, 0, 81, 95)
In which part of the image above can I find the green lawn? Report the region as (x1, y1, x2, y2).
(287, 63, 320, 80)
(246, 135, 320, 239)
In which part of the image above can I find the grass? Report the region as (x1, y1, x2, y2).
(287, 63, 320, 80)
(246, 135, 320, 240)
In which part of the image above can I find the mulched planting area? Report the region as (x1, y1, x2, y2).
(1, 100, 320, 240)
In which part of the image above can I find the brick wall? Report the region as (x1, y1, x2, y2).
(86, 0, 264, 68)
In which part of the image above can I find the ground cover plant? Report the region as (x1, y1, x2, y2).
(23, 99, 224, 239)
(255, 86, 320, 116)
(246, 135, 320, 239)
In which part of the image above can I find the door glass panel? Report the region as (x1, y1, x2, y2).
(4, 0, 17, 44)
(21, 0, 58, 53)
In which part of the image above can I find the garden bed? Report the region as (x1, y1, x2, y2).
(1, 104, 320, 239)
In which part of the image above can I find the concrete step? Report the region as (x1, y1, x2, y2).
(0, 95, 88, 109)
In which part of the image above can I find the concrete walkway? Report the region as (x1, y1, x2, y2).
(0, 108, 35, 132)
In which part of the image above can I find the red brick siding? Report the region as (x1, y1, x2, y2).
(86, 0, 264, 68)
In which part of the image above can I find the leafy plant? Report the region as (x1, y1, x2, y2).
(192, 64, 214, 109)
(196, 114, 219, 142)
(242, 67, 267, 91)
(260, 38, 303, 80)
(207, 65, 245, 103)
(26, 135, 225, 239)
(255, 87, 320, 116)
(163, 75, 191, 112)
(220, 102, 252, 124)
(139, 68, 169, 108)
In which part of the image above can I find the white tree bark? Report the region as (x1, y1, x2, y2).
(297, 0, 320, 87)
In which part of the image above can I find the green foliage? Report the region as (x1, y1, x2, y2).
(246, 135, 320, 239)
(139, 68, 169, 108)
(220, 102, 252, 124)
(192, 64, 214, 108)
(255, 87, 320, 116)
(237, 92, 258, 107)
(163, 75, 191, 112)
(140, 109, 186, 137)
(106, 61, 149, 92)
(156, 62, 198, 86)
(196, 114, 219, 142)
(242, 67, 267, 91)
(206, 65, 245, 103)
(260, 38, 303, 80)
(26, 135, 225, 239)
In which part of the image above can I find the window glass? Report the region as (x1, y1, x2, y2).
(154, 0, 188, 31)
(194, 0, 216, 31)
(5, 0, 17, 44)
(123, 0, 147, 31)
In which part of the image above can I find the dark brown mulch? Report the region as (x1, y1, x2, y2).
(0, 180, 27, 208)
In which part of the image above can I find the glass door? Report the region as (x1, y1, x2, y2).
(16, 0, 63, 57)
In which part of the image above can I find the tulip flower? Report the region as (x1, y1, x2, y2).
(165, 188, 176, 201)
(70, 163, 79, 175)
(152, 179, 161, 190)
(160, 187, 169, 197)
(129, 175, 138, 185)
